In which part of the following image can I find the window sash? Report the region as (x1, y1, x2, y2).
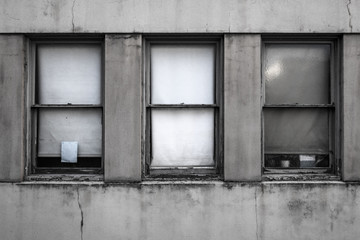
(30, 40, 104, 174)
(144, 37, 223, 177)
(261, 38, 338, 174)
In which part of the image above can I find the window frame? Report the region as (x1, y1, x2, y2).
(261, 36, 341, 177)
(27, 37, 105, 175)
(143, 36, 224, 179)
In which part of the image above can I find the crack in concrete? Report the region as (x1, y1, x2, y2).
(254, 188, 259, 240)
(346, 0, 353, 32)
(71, 0, 76, 32)
(77, 188, 84, 240)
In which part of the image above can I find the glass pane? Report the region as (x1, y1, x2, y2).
(37, 156, 101, 168)
(151, 45, 215, 104)
(38, 108, 102, 157)
(265, 154, 329, 168)
(151, 109, 214, 167)
(264, 44, 330, 104)
(264, 108, 329, 153)
(37, 44, 102, 104)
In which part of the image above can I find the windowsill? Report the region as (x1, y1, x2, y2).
(25, 174, 103, 182)
(20, 174, 342, 184)
(262, 173, 341, 181)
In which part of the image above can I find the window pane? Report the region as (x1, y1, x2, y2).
(151, 109, 214, 167)
(37, 44, 102, 104)
(151, 45, 215, 104)
(264, 44, 330, 104)
(264, 108, 329, 153)
(38, 108, 102, 157)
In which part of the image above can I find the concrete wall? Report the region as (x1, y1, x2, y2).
(1, 182, 359, 240)
(0, 35, 25, 181)
(0, 0, 359, 33)
(1, 1, 360, 240)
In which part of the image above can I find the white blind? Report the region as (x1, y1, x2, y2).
(37, 44, 102, 105)
(151, 45, 215, 104)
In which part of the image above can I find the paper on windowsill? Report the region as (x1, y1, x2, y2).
(61, 141, 78, 163)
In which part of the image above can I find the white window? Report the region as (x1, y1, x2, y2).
(31, 41, 103, 174)
(145, 37, 222, 177)
(262, 38, 339, 174)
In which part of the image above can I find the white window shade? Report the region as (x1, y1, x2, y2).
(37, 44, 102, 105)
(38, 108, 102, 157)
(150, 45, 215, 104)
(151, 109, 214, 167)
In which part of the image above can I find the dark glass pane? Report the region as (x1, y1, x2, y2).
(265, 154, 329, 168)
(264, 44, 330, 104)
(37, 157, 101, 168)
(264, 108, 329, 153)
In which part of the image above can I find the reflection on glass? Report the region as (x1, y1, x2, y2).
(264, 44, 330, 104)
(265, 62, 282, 80)
(151, 109, 214, 167)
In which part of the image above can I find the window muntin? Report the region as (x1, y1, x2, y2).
(145, 38, 222, 177)
(31, 41, 103, 174)
(262, 40, 337, 172)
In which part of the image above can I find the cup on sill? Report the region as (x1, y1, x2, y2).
(280, 159, 290, 168)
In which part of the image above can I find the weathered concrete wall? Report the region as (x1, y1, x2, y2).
(224, 34, 261, 181)
(0, 35, 25, 181)
(0, 182, 359, 240)
(0, 0, 359, 33)
(1, 1, 359, 239)
(104, 34, 142, 182)
(343, 35, 360, 181)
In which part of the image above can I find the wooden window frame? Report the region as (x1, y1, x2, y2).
(143, 36, 224, 179)
(261, 36, 341, 178)
(27, 37, 105, 176)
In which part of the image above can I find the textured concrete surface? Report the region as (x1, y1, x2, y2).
(343, 35, 360, 181)
(0, 182, 359, 240)
(224, 34, 262, 181)
(104, 34, 142, 182)
(0, 0, 359, 33)
(1, 1, 360, 239)
(0, 35, 25, 181)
